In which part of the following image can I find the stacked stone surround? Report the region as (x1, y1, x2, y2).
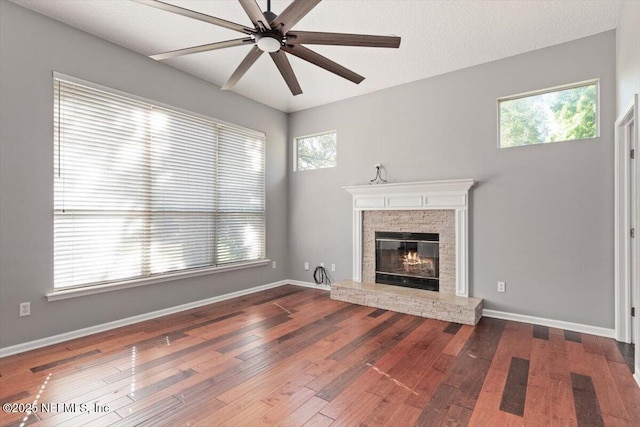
(331, 281, 483, 325)
(362, 209, 456, 295)
(332, 208, 483, 325)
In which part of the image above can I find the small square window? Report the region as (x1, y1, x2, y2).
(295, 131, 337, 171)
(498, 81, 598, 148)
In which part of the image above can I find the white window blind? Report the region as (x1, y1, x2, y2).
(54, 76, 265, 290)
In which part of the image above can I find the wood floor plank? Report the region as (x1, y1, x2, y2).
(329, 391, 382, 427)
(442, 324, 474, 357)
(571, 372, 605, 427)
(607, 359, 640, 422)
(581, 333, 604, 354)
(370, 319, 442, 373)
(444, 322, 463, 335)
(564, 330, 582, 343)
(490, 323, 532, 373)
(385, 403, 422, 427)
(30, 349, 102, 373)
(254, 386, 317, 426)
(366, 389, 414, 425)
(405, 353, 455, 409)
(316, 317, 423, 402)
(565, 341, 592, 376)
(584, 351, 631, 421)
(598, 337, 628, 364)
(215, 356, 314, 405)
(614, 341, 635, 373)
(301, 412, 334, 427)
(499, 356, 530, 416)
(523, 384, 550, 426)
(532, 325, 549, 340)
(467, 367, 507, 427)
(1, 287, 638, 427)
(375, 322, 455, 399)
(219, 399, 274, 427)
(129, 368, 198, 401)
(112, 395, 183, 426)
(548, 328, 572, 383)
(327, 313, 405, 362)
(281, 397, 330, 427)
(317, 368, 382, 420)
(368, 308, 387, 318)
(447, 317, 506, 410)
(443, 403, 473, 426)
(550, 377, 578, 426)
(413, 383, 458, 427)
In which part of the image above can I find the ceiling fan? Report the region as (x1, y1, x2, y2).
(134, 0, 401, 95)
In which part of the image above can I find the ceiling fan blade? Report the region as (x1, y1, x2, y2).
(270, 0, 322, 34)
(222, 46, 264, 90)
(287, 31, 401, 48)
(150, 38, 254, 61)
(270, 51, 302, 95)
(238, 0, 271, 30)
(282, 44, 364, 84)
(133, 0, 253, 34)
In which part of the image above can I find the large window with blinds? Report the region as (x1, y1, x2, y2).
(53, 74, 265, 290)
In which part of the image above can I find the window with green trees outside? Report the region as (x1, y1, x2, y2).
(498, 81, 598, 148)
(295, 131, 337, 171)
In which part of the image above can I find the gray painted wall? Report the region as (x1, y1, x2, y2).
(0, 1, 289, 349)
(288, 32, 616, 328)
(616, 0, 640, 115)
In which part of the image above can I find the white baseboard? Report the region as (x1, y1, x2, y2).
(288, 279, 331, 291)
(0, 280, 290, 358)
(483, 309, 615, 338)
(634, 372, 640, 389)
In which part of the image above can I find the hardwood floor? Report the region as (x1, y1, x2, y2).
(0, 285, 638, 426)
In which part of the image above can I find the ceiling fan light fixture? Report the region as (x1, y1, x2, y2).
(256, 33, 281, 52)
(139, 0, 401, 96)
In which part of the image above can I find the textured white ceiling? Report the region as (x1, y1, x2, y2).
(10, 0, 621, 113)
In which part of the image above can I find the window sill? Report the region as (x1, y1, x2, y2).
(46, 259, 270, 301)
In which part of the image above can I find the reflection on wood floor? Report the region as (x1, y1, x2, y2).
(0, 285, 638, 426)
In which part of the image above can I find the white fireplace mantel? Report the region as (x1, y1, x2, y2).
(343, 179, 476, 297)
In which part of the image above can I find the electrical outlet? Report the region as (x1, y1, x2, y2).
(320, 262, 325, 267)
(331, 264, 336, 272)
(272, 261, 276, 269)
(497, 281, 506, 293)
(304, 262, 309, 271)
(19, 302, 30, 317)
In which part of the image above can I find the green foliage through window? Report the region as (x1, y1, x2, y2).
(296, 131, 337, 171)
(499, 82, 597, 148)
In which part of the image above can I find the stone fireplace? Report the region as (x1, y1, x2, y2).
(331, 179, 483, 325)
(364, 210, 455, 294)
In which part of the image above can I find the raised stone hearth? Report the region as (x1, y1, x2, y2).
(331, 280, 483, 325)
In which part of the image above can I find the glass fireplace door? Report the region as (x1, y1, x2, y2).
(375, 232, 439, 291)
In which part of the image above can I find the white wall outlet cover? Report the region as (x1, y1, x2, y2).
(304, 262, 309, 270)
(497, 281, 506, 292)
(272, 261, 276, 269)
(331, 264, 336, 272)
(19, 302, 30, 316)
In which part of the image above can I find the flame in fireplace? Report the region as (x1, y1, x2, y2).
(402, 252, 435, 277)
(404, 251, 422, 266)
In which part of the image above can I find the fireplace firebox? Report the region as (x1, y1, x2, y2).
(375, 231, 439, 291)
